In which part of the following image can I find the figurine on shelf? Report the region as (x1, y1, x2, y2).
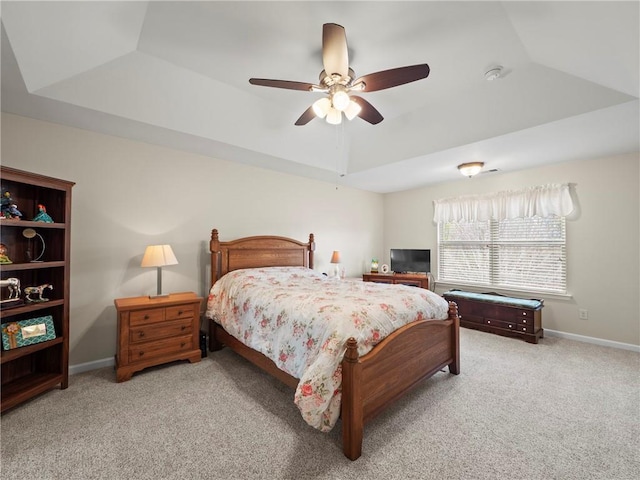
(0, 278, 21, 301)
(32, 204, 54, 223)
(0, 243, 12, 264)
(24, 284, 53, 303)
(1, 189, 22, 220)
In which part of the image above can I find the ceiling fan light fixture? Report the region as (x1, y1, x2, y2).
(326, 107, 342, 125)
(331, 90, 350, 111)
(458, 162, 484, 177)
(344, 100, 362, 120)
(312, 97, 331, 118)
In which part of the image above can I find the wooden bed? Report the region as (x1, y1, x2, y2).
(207, 229, 460, 460)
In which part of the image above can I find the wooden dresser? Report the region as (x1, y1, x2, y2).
(362, 272, 429, 289)
(443, 290, 543, 344)
(115, 292, 203, 382)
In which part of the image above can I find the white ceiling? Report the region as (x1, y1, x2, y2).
(1, 1, 638, 193)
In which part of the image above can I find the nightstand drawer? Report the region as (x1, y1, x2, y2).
(130, 318, 192, 344)
(129, 334, 193, 363)
(130, 309, 165, 326)
(166, 305, 195, 321)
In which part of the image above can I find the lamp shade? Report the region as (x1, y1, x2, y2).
(332, 90, 350, 111)
(312, 97, 331, 118)
(326, 107, 342, 125)
(330, 251, 341, 264)
(141, 245, 178, 268)
(344, 100, 362, 120)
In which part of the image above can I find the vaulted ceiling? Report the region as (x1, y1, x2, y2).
(2, 1, 638, 192)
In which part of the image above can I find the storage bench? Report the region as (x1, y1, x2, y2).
(443, 290, 543, 344)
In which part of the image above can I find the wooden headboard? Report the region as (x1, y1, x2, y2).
(209, 229, 315, 286)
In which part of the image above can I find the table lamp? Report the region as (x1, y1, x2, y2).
(141, 244, 178, 298)
(330, 250, 341, 278)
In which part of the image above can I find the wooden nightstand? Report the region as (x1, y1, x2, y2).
(114, 292, 203, 382)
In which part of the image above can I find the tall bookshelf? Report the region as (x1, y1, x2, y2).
(0, 166, 74, 413)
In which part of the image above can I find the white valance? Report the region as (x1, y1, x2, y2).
(433, 184, 574, 223)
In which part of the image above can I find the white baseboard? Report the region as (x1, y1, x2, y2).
(69, 357, 114, 375)
(544, 329, 640, 353)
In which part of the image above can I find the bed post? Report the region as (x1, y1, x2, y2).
(210, 229, 220, 285)
(341, 337, 363, 460)
(448, 301, 460, 375)
(308, 233, 315, 269)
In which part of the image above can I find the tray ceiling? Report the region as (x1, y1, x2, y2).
(2, 1, 638, 192)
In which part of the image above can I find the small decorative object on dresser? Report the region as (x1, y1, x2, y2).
(115, 292, 203, 382)
(442, 290, 544, 344)
(370, 259, 379, 273)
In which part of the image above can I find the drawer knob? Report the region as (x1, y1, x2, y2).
(138, 332, 145, 338)
(144, 315, 149, 320)
(180, 342, 186, 348)
(487, 320, 491, 324)
(522, 312, 527, 316)
(181, 326, 186, 331)
(178, 310, 183, 315)
(139, 351, 145, 356)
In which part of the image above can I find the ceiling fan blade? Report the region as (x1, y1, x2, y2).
(354, 64, 430, 92)
(249, 78, 314, 91)
(322, 23, 349, 78)
(351, 96, 384, 125)
(294, 106, 316, 126)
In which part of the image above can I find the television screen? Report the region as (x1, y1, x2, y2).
(390, 249, 430, 274)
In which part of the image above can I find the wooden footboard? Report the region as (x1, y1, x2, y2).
(341, 301, 459, 460)
(210, 301, 460, 460)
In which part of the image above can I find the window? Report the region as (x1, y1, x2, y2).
(433, 184, 574, 295)
(438, 215, 566, 294)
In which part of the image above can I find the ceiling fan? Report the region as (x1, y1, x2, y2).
(249, 23, 430, 126)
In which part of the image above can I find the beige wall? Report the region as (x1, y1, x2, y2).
(1, 113, 384, 365)
(384, 152, 640, 346)
(3, 112, 638, 366)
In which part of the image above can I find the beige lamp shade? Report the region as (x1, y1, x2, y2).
(141, 245, 178, 268)
(141, 245, 178, 297)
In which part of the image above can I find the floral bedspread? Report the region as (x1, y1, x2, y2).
(205, 267, 449, 432)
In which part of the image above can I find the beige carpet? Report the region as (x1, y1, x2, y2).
(1, 328, 639, 479)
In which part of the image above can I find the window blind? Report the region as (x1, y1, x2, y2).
(438, 215, 566, 294)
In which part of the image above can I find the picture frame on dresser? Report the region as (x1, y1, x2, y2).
(0, 166, 74, 413)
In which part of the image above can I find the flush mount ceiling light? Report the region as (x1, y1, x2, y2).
(458, 162, 485, 177)
(484, 66, 503, 81)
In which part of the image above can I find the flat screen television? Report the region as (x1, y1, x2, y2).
(390, 249, 431, 274)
